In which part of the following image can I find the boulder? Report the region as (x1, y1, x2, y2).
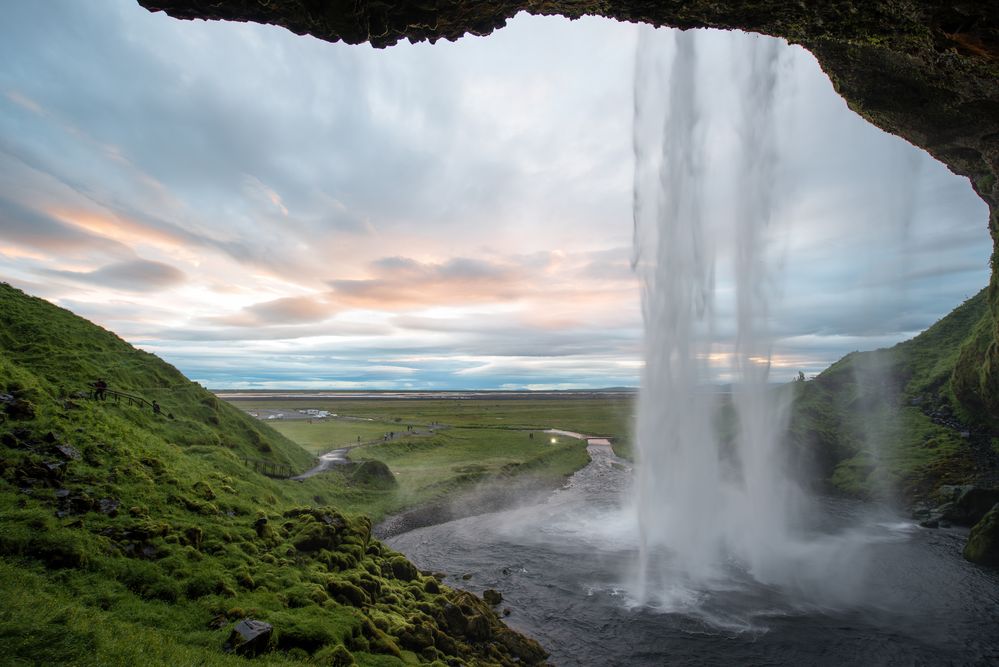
(441, 603, 466, 634)
(496, 626, 548, 664)
(942, 487, 999, 526)
(482, 589, 502, 606)
(224, 619, 273, 656)
(964, 504, 999, 566)
(388, 555, 419, 581)
(54, 444, 81, 460)
(98, 497, 120, 516)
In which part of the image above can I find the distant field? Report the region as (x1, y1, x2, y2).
(267, 418, 406, 455)
(222, 394, 637, 519)
(223, 396, 635, 444)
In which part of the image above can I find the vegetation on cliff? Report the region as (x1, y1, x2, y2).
(789, 287, 998, 501)
(0, 283, 548, 665)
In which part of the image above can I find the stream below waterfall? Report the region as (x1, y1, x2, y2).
(388, 446, 999, 666)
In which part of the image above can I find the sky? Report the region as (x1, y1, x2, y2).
(0, 1, 991, 390)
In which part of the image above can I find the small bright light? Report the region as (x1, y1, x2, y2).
(550, 438, 557, 444)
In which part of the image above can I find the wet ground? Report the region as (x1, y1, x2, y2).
(389, 446, 999, 666)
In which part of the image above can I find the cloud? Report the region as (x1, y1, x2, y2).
(0, 4, 991, 389)
(0, 196, 132, 256)
(45, 259, 186, 291)
(206, 294, 338, 327)
(149, 321, 392, 341)
(329, 256, 524, 308)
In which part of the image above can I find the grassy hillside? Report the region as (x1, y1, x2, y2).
(346, 428, 589, 520)
(0, 284, 547, 666)
(789, 287, 999, 500)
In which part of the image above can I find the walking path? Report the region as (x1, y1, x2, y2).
(292, 427, 614, 482)
(290, 448, 350, 481)
(543, 429, 614, 451)
(290, 424, 444, 481)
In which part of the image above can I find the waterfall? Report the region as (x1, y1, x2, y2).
(631, 27, 805, 595)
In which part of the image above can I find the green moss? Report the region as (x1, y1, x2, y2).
(963, 505, 999, 565)
(315, 643, 357, 666)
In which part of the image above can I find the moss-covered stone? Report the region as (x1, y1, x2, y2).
(387, 554, 419, 581)
(964, 504, 999, 565)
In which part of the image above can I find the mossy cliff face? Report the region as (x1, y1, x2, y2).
(136, 0, 999, 420)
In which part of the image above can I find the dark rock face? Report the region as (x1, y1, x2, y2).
(937, 485, 999, 525)
(483, 588, 503, 606)
(964, 504, 999, 565)
(136, 0, 999, 418)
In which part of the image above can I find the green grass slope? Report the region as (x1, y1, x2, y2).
(0, 283, 314, 473)
(0, 284, 547, 666)
(789, 287, 998, 500)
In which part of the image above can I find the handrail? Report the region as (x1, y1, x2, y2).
(103, 388, 153, 409)
(240, 456, 300, 479)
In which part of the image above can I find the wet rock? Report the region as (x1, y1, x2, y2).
(964, 504, 999, 566)
(496, 626, 548, 664)
(55, 444, 81, 460)
(483, 589, 503, 606)
(919, 517, 940, 529)
(502, 607, 511, 617)
(461, 573, 472, 580)
(55, 488, 99, 517)
(42, 461, 65, 477)
(16, 460, 65, 488)
(941, 487, 999, 525)
(98, 497, 120, 516)
(442, 603, 467, 633)
(224, 618, 273, 656)
(464, 613, 491, 641)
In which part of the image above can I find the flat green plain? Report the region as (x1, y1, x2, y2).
(222, 395, 636, 519)
(268, 419, 405, 455)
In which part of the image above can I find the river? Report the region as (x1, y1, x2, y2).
(387, 445, 999, 665)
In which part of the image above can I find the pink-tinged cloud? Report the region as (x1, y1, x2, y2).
(0, 197, 133, 257)
(47, 207, 190, 254)
(329, 256, 525, 308)
(45, 259, 186, 292)
(206, 294, 339, 327)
